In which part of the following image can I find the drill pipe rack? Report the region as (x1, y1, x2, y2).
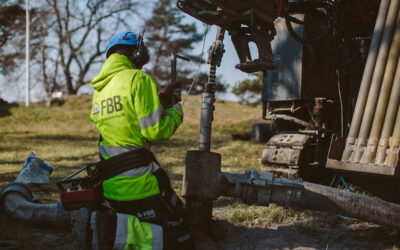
(328, 0, 400, 176)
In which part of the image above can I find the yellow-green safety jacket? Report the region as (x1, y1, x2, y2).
(90, 53, 183, 202)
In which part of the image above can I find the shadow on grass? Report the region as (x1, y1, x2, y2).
(0, 153, 98, 166)
(51, 153, 99, 163)
(0, 171, 20, 184)
(153, 138, 197, 148)
(211, 219, 400, 249)
(166, 172, 183, 183)
(25, 134, 97, 141)
(0, 144, 33, 152)
(0, 160, 25, 165)
(213, 197, 238, 208)
(1, 133, 97, 142)
(0, 131, 31, 135)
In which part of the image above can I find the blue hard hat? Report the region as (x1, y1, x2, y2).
(106, 31, 140, 58)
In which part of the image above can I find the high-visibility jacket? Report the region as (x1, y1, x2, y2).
(90, 53, 183, 201)
(90, 53, 183, 249)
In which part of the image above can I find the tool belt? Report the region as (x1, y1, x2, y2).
(97, 148, 195, 249)
(96, 147, 176, 221)
(96, 147, 158, 181)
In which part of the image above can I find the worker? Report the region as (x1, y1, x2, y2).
(89, 31, 194, 250)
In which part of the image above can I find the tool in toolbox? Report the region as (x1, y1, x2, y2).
(57, 163, 103, 210)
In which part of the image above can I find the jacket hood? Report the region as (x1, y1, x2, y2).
(91, 54, 136, 91)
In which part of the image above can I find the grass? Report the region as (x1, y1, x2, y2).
(0, 94, 384, 226)
(228, 203, 299, 225)
(2, 95, 400, 249)
(0, 94, 363, 227)
(0, 94, 266, 206)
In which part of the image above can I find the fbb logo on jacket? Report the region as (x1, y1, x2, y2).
(93, 95, 123, 116)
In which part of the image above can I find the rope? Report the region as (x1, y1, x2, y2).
(182, 25, 209, 106)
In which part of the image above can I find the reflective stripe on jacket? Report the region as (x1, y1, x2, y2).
(114, 213, 163, 250)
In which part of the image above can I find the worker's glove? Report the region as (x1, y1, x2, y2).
(159, 81, 182, 108)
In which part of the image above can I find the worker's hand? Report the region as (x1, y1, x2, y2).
(159, 81, 182, 108)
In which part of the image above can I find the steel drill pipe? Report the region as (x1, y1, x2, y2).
(352, 1, 400, 163)
(218, 172, 400, 229)
(0, 183, 69, 229)
(361, 10, 400, 164)
(342, 0, 391, 161)
(199, 28, 225, 152)
(376, 56, 400, 164)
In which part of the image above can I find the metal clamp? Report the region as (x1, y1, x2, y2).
(239, 170, 303, 206)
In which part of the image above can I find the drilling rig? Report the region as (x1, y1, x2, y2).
(177, 0, 400, 230)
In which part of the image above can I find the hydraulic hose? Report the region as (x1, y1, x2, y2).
(0, 182, 69, 229)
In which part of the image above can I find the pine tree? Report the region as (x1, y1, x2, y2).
(143, 0, 202, 87)
(232, 72, 263, 105)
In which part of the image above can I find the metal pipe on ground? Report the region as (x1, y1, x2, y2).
(298, 182, 400, 228)
(385, 107, 400, 166)
(219, 173, 400, 229)
(183, 158, 400, 230)
(375, 57, 400, 164)
(0, 182, 69, 229)
(342, 0, 391, 161)
(351, 1, 400, 163)
(361, 10, 400, 164)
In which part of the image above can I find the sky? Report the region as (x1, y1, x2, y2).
(183, 21, 259, 101)
(0, 1, 259, 103)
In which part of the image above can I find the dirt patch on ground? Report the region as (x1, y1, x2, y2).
(0, 210, 77, 249)
(206, 219, 399, 249)
(1, 208, 399, 249)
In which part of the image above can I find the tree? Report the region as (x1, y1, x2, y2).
(0, 0, 143, 101)
(0, 1, 28, 74)
(188, 71, 227, 94)
(232, 72, 263, 105)
(0, 0, 50, 103)
(143, 0, 202, 87)
(39, 0, 140, 95)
